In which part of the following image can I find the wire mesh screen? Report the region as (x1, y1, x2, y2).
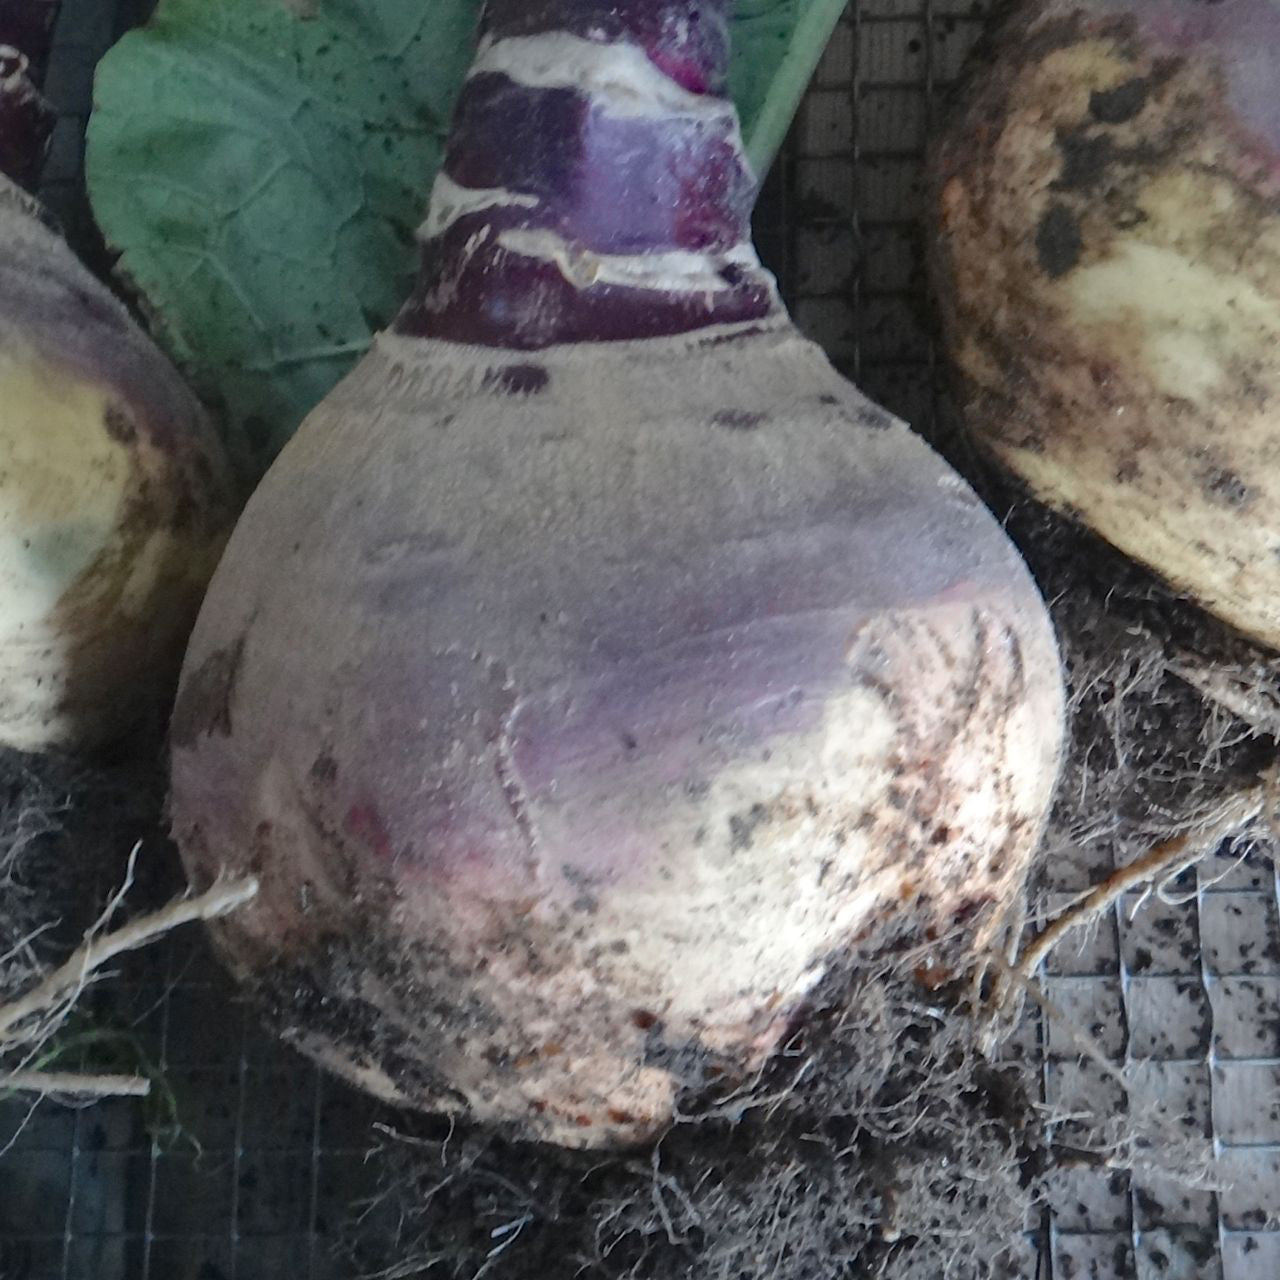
(4, 2, 1280, 1278)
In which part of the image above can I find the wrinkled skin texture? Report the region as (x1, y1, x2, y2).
(173, 0, 1063, 1149)
(0, 177, 235, 750)
(931, 0, 1280, 649)
(398, 0, 773, 346)
(172, 323, 1063, 1148)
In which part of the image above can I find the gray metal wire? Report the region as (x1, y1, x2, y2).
(5, 2, 1280, 1278)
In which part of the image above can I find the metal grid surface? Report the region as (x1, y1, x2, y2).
(4, 3, 1280, 1278)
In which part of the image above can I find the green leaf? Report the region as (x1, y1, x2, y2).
(87, 0, 843, 465)
(733, 0, 847, 177)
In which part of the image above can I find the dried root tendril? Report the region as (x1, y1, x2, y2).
(994, 774, 1274, 1009)
(0, 859, 257, 1099)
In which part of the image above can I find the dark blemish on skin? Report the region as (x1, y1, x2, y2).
(1089, 77, 1149, 125)
(1203, 468, 1255, 508)
(493, 363, 549, 395)
(310, 752, 338, 784)
(858, 405, 895, 431)
(694, 324, 768, 350)
(607, 1108, 635, 1125)
(1054, 129, 1114, 191)
(711, 408, 766, 431)
(631, 1009, 658, 1030)
(818, 393, 839, 406)
(170, 635, 246, 747)
(1114, 206, 1149, 230)
(1036, 203, 1083, 278)
(728, 803, 768, 851)
(102, 404, 137, 445)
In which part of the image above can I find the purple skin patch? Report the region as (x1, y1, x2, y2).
(442, 77, 754, 254)
(398, 214, 773, 349)
(483, 0, 734, 94)
(0, 48, 53, 190)
(396, 0, 776, 347)
(1084, 0, 1280, 176)
(307, 617, 849, 898)
(263, 481, 1001, 898)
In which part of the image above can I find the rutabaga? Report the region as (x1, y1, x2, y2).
(931, 0, 1280, 649)
(0, 10, 235, 751)
(171, 0, 1065, 1150)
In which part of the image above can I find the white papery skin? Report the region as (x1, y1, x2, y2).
(932, 0, 1280, 649)
(0, 177, 234, 750)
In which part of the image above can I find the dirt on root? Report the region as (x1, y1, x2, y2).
(0, 474, 1266, 1278)
(2, 444, 1274, 1280)
(0, 739, 168, 998)
(338, 446, 1273, 1280)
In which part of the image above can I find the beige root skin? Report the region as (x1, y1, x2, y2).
(173, 323, 1064, 1148)
(932, 23, 1280, 649)
(0, 176, 236, 751)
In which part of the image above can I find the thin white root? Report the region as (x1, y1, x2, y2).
(999, 781, 1268, 1004)
(1, 1070, 152, 1098)
(1170, 659, 1280, 737)
(0, 875, 258, 1045)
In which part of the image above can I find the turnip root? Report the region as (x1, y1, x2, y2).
(0, 15, 235, 751)
(171, 0, 1064, 1150)
(931, 0, 1280, 650)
